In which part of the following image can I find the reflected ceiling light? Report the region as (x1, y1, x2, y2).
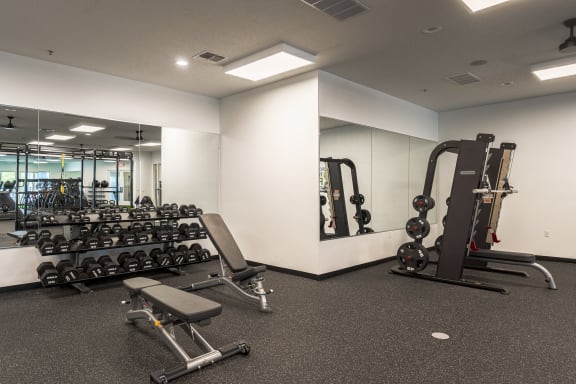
(460, 0, 509, 12)
(224, 43, 316, 81)
(70, 124, 105, 133)
(110, 147, 132, 151)
(103, 160, 116, 163)
(45, 134, 76, 141)
(135, 142, 161, 147)
(28, 140, 54, 146)
(531, 56, 576, 80)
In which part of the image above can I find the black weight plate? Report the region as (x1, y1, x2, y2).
(412, 195, 435, 213)
(405, 217, 431, 240)
(434, 235, 443, 254)
(397, 242, 429, 272)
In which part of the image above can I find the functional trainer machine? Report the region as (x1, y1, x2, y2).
(123, 277, 250, 383)
(391, 134, 557, 294)
(183, 213, 273, 312)
(320, 157, 372, 239)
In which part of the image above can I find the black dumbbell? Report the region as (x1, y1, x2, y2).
(68, 212, 80, 222)
(143, 221, 154, 232)
(192, 208, 203, 217)
(189, 243, 202, 258)
(36, 262, 60, 286)
(39, 229, 52, 239)
(37, 237, 56, 255)
(179, 205, 190, 216)
(198, 248, 211, 261)
(118, 252, 139, 273)
(197, 226, 207, 238)
(81, 257, 104, 278)
(165, 246, 185, 265)
(78, 226, 90, 237)
(177, 245, 190, 262)
(56, 260, 80, 282)
(150, 248, 172, 267)
(132, 230, 149, 243)
(111, 223, 123, 234)
(53, 234, 71, 253)
(130, 222, 144, 232)
(153, 227, 170, 241)
(97, 255, 119, 276)
(178, 223, 193, 238)
(97, 232, 114, 247)
(117, 230, 137, 245)
(21, 231, 38, 245)
(133, 250, 154, 270)
(99, 224, 112, 235)
(82, 235, 100, 249)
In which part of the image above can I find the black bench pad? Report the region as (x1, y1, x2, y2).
(124, 277, 162, 295)
(200, 213, 249, 273)
(141, 284, 222, 322)
(232, 265, 266, 282)
(469, 249, 535, 263)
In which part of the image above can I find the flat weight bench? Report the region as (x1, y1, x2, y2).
(123, 277, 250, 383)
(183, 213, 273, 312)
(468, 249, 557, 289)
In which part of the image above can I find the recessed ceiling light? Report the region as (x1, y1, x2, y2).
(28, 141, 54, 146)
(176, 58, 189, 67)
(110, 147, 132, 151)
(531, 56, 576, 80)
(45, 134, 76, 141)
(422, 25, 443, 34)
(224, 43, 315, 81)
(70, 124, 105, 133)
(135, 142, 161, 147)
(460, 0, 509, 12)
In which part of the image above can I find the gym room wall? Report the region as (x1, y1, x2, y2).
(439, 91, 576, 260)
(0, 51, 220, 287)
(220, 71, 439, 276)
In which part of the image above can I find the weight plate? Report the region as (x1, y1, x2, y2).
(405, 217, 431, 240)
(412, 195, 435, 213)
(434, 235, 443, 254)
(396, 242, 429, 272)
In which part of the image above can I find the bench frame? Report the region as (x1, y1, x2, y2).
(123, 278, 250, 383)
(184, 213, 272, 312)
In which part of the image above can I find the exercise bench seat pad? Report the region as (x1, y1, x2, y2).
(469, 249, 535, 263)
(141, 284, 222, 322)
(124, 277, 162, 295)
(200, 213, 249, 273)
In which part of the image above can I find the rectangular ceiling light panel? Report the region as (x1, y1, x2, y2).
(45, 134, 76, 141)
(28, 141, 54, 146)
(532, 57, 576, 80)
(461, 0, 509, 12)
(70, 124, 106, 133)
(224, 43, 315, 81)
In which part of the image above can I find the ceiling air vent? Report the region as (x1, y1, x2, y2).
(193, 51, 227, 63)
(301, 0, 368, 21)
(447, 72, 481, 86)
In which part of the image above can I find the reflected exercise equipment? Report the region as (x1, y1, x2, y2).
(320, 157, 372, 239)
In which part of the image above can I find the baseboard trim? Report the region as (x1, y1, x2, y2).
(248, 256, 395, 280)
(535, 255, 576, 263)
(0, 281, 42, 293)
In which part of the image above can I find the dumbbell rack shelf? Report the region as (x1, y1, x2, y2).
(43, 256, 215, 294)
(33, 207, 209, 294)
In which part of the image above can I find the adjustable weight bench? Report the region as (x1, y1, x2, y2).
(123, 277, 250, 383)
(183, 213, 273, 312)
(468, 249, 557, 289)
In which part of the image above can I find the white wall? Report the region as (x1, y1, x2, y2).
(161, 129, 220, 212)
(439, 91, 576, 259)
(317, 71, 439, 274)
(319, 71, 439, 141)
(0, 51, 219, 131)
(0, 52, 220, 287)
(220, 73, 320, 274)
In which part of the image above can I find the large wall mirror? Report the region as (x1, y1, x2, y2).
(0, 104, 218, 248)
(320, 117, 438, 239)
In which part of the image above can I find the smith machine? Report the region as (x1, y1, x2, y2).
(391, 134, 557, 294)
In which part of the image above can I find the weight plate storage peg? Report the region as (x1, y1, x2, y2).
(405, 217, 431, 240)
(397, 242, 429, 272)
(412, 195, 436, 213)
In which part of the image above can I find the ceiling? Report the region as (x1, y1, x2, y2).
(0, 0, 575, 111)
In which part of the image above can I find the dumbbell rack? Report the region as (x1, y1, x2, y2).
(33, 206, 213, 294)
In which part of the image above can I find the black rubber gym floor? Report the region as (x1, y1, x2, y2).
(0, 258, 574, 384)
